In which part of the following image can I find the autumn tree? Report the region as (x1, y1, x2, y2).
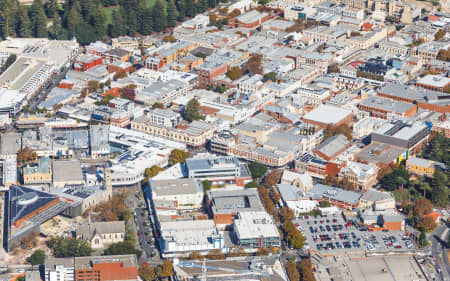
(226, 66, 243, 80)
(144, 165, 163, 179)
(188, 251, 204, 260)
(243, 54, 263, 75)
(264, 169, 282, 187)
(280, 206, 295, 222)
(418, 216, 437, 232)
(159, 260, 174, 277)
(413, 198, 433, 217)
(434, 29, 446, 41)
(139, 262, 156, 281)
(206, 249, 225, 260)
(169, 149, 189, 165)
(17, 146, 38, 163)
(286, 261, 300, 281)
(299, 258, 316, 281)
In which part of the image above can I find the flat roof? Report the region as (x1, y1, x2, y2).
(303, 105, 352, 125)
(308, 184, 360, 205)
(417, 74, 450, 88)
(52, 160, 83, 183)
(234, 211, 280, 240)
(149, 178, 202, 196)
(360, 96, 415, 114)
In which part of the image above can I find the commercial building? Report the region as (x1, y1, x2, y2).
(228, 10, 271, 28)
(149, 178, 203, 209)
(207, 188, 265, 226)
(277, 183, 318, 216)
(359, 96, 417, 120)
(22, 156, 52, 185)
(143, 108, 181, 128)
(371, 120, 429, 152)
(406, 157, 446, 178)
(45, 255, 138, 281)
(308, 184, 360, 210)
(356, 143, 406, 167)
(52, 160, 84, 188)
(416, 75, 450, 93)
(233, 211, 280, 249)
(185, 156, 252, 186)
(0, 155, 18, 189)
(302, 105, 353, 129)
(159, 220, 224, 257)
(74, 55, 103, 71)
(76, 221, 125, 249)
(312, 135, 350, 161)
(359, 189, 396, 211)
(89, 125, 109, 159)
(338, 161, 377, 191)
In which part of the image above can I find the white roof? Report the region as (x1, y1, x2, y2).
(303, 104, 352, 125)
(234, 211, 280, 240)
(417, 75, 450, 88)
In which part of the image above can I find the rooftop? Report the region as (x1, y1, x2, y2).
(149, 178, 202, 196)
(308, 184, 360, 205)
(303, 105, 352, 125)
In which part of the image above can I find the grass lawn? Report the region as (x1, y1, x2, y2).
(104, 0, 167, 24)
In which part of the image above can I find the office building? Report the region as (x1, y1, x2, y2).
(233, 211, 280, 249)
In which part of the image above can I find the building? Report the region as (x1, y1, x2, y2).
(233, 211, 280, 249)
(52, 160, 83, 188)
(109, 98, 134, 113)
(359, 96, 417, 120)
(196, 60, 228, 86)
(131, 118, 214, 147)
(359, 189, 396, 211)
(207, 188, 265, 226)
(22, 156, 52, 185)
(149, 178, 203, 209)
(0, 155, 18, 188)
(277, 183, 318, 216)
(406, 157, 446, 178)
(185, 156, 252, 186)
(143, 108, 181, 128)
(308, 184, 360, 210)
(6, 185, 70, 250)
(356, 143, 406, 167)
(102, 48, 130, 64)
(228, 10, 271, 28)
(89, 125, 109, 159)
(236, 74, 266, 94)
(159, 220, 224, 257)
(338, 161, 377, 191)
(371, 120, 429, 152)
(74, 55, 103, 72)
(76, 221, 125, 249)
(379, 213, 404, 231)
(416, 75, 450, 93)
(45, 255, 138, 281)
(312, 135, 350, 161)
(302, 105, 353, 129)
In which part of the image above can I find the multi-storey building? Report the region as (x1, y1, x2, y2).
(233, 211, 281, 249)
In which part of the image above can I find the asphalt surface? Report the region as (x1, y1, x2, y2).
(431, 224, 450, 281)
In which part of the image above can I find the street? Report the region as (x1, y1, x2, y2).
(431, 224, 450, 281)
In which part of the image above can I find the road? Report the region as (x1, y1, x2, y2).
(28, 67, 70, 111)
(431, 224, 450, 281)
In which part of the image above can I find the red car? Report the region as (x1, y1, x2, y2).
(394, 245, 401, 249)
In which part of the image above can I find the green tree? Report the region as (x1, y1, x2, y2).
(108, 9, 126, 37)
(30, 0, 48, 37)
(46, 0, 58, 18)
(17, 5, 32, 38)
(431, 168, 448, 206)
(184, 99, 204, 122)
(139, 8, 153, 35)
(198, 0, 208, 12)
(152, 0, 167, 32)
(27, 250, 46, 265)
(319, 201, 331, 207)
(104, 241, 142, 258)
(176, 0, 185, 21)
(208, 0, 216, 8)
(202, 180, 211, 192)
(248, 161, 267, 179)
(66, 5, 82, 35)
(167, 0, 177, 27)
(418, 228, 428, 247)
(264, 72, 277, 82)
(185, 0, 196, 18)
(123, 209, 133, 222)
(48, 237, 92, 257)
(245, 181, 259, 188)
(74, 22, 98, 45)
(169, 149, 189, 165)
(92, 3, 107, 38)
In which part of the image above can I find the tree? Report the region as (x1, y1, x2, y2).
(226, 66, 243, 81)
(248, 161, 267, 179)
(104, 241, 142, 258)
(167, 0, 177, 27)
(17, 5, 32, 37)
(431, 168, 448, 206)
(299, 258, 316, 281)
(264, 72, 277, 82)
(184, 99, 204, 122)
(46, 0, 58, 18)
(0, 54, 17, 74)
(30, 0, 48, 37)
(139, 262, 156, 281)
(152, 0, 167, 32)
(319, 201, 331, 207)
(144, 165, 163, 179)
(418, 228, 428, 247)
(66, 5, 82, 36)
(413, 198, 433, 217)
(109, 9, 126, 37)
(418, 216, 437, 232)
(92, 3, 107, 38)
(27, 250, 46, 265)
(202, 180, 211, 192)
(159, 260, 174, 277)
(243, 54, 263, 74)
(162, 34, 177, 42)
(48, 237, 92, 257)
(139, 8, 153, 35)
(188, 251, 204, 260)
(176, 0, 185, 21)
(245, 181, 259, 188)
(169, 149, 189, 165)
(323, 124, 352, 141)
(17, 146, 38, 163)
(286, 261, 300, 281)
(123, 209, 133, 222)
(184, 0, 195, 18)
(264, 169, 282, 187)
(434, 29, 446, 41)
(206, 249, 225, 260)
(280, 207, 295, 222)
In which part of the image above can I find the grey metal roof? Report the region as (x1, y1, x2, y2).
(313, 134, 349, 159)
(308, 184, 361, 205)
(185, 156, 240, 171)
(150, 178, 202, 196)
(359, 96, 415, 114)
(207, 188, 264, 214)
